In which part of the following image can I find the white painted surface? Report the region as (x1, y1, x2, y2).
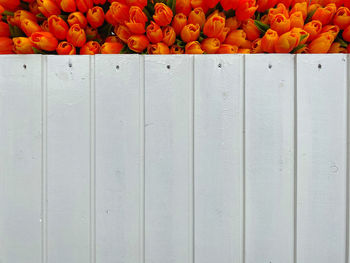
(46, 56, 91, 263)
(95, 55, 143, 263)
(194, 55, 243, 263)
(297, 55, 347, 263)
(245, 55, 295, 263)
(0, 55, 42, 263)
(145, 55, 193, 263)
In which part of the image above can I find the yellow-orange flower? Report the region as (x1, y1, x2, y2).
(80, 40, 100, 54)
(274, 30, 300, 53)
(13, 37, 34, 54)
(147, 42, 170, 54)
(128, 34, 149, 52)
(30, 31, 58, 51)
(261, 29, 279, 53)
(185, 41, 204, 54)
(153, 3, 173, 26)
(56, 41, 76, 54)
(181, 23, 200, 43)
(201, 37, 220, 53)
(217, 44, 239, 53)
(308, 32, 335, 53)
(163, 26, 176, 46)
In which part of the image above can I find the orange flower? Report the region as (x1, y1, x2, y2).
(21, 18, 42, 37)
(108, 2, 129, 25)
(238, 48, 251, 53)
(290, 2, 307, 20)
(13, 10, 37, 27)
(13, 37, 34, 54)
(67, 24, 86, 47)
(126, 0, 147, 8)
(116, 25, 132, 43)
(279, 0, 292, 8)
(60, 0, 76, 12)
(147, 42, 170, 54)
(203, 11, 225, 38)
(0, 37, 14, 54)
(268, 3, 289, 23)
(241, 39, 252, 48)
(270, 14, 291, 35)
(163, 26, 176, 46)
(41, 20, 49, 32)
(191, 0, 209, 13)
(146, 22, 163, 44)
(101, 42, 124, 53)
(290, 11, 304, 29)
(170, 44, 184, 54)
(328, 42, 347, 53)
(105, 35, 121, 43)
(221, 0, 239, 11)
(125, 6, 148, 34)
(0, 22, 10, 37)
(176, 0, 192, 16)
(217, 27, 230, 42)
(68, 12, 88, 29)
(321, 24, 339, 38)
(86, 26, 98, 40)
(333, 7, 350, 30)
(251, 38, 263, 53)
(304, 20, 322, 41)
(80, 41, 100, 54)
(342, 24, 350, 41)
(226, 17, 241, 31)
(56, 41, 76, 54)
(181, 23, 200, 42)
(257, 0, 277, 12)
(291, 27, 309, 44)
(48, 15, 69, 40)
(308, 3, 321, 14)
(312, 3, 337, 25)
(172, 13, 187, 35)
(188, 8, 206, 29)
(76, 0, 93, 13)
(127, 34, 149, 52)
(261, 29, 278, 53)
(37, 0, 61, 18)
(0, 0, 19, 11)
(274, 31, 300, 53)
(323, 0, 343, 7)
(207, 0, 220, 8)
(308, 32, 334, 53)
(236, 0, 258, 21)
(225, 29, 247, 47)
(30, 31, 58, 51)
(217, 44, 239, 53)
(242, 18, 260, 41)
(87, 6, 105, 29)
(29, 1, 41, 15)
(201, 37, 220, 54)
(185, 41, 204, 54)
(153, 3, 173, 26)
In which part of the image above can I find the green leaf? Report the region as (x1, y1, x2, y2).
(336, 35, 348, 48)
(254, 20, 270, 33)
(9, 24, 25, 37)
(300, 33, 308, 43)
(143, 7, 152, 21)
(3, 10, 14, 16)
(290, 44, 306, 54)
(36, 13, 46, 19)
(305, 8, 317, 24)
(171, 0, 176, 14)
(58, 14, 68, 21)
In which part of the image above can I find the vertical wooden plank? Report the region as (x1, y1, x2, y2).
(0, 55, 42, 263)
(145, 55, 193, 263)
(194, 55, 243, 263)
(46, 56, 91, 263)
(95, 55, 143, 263)
(297, 54, 347, 263)
(245, 54, 294, 263)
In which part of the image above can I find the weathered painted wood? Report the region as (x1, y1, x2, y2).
(95, 55, 143, 263)
(297, 55, 347, 263)
(245, 54, 295, 263)
(46, 56, 91, 263)
(0, 55, 43, 263)
(194, 55, 244, 263)
(145, 55, 193, 263)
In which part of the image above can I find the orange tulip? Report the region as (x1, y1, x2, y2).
(225, 29, 247, 47)
(203, 11, 225, 38)
(323, 0, 343, 7)
(333, 7, 350, 30)
(101, 42, 124, 53)
(217, 44, 239, 53)
(207, 0, 220, 8)
(304, 20, 323, 41)
(56, 41, 76, 54)
(60, 0, 76, 12)
(191, 0, 209, 13)
(238, 48, 251, 53)
(68, 12, 88, 29)
(270, 14, 291, 35)
(312, 3, 337, 25)
(251, 38, 263, 53)
(126, 0, 147, 8)
(275, 31, 300, 53)
(87, 6, 105, 29)
(342, 24, 350, 41)
(146, 22, 163, 44)
(0, 22, 10, 37)
(241, 39, 252, 48)
(127, 34, 149, 52)
(261, 29, 279, 53)
(147, 42, 170, 54)
(41, 20, 50, 32)
(108, 2, 129, 25)
(80, 40, 100, 54)
(176, 0, 191, 16)
(76, 0, 93, 13)
(13, 10, 37, 27)
(290, 11, 304, 29)
(291, 27, 309, 44)
(345, 0, 350, 9)
(0, 37, 14, 54)
(29, 1, 41, 15)
(279, 0, 292, 8)
(328, 42, 347, 53)
(125, 6, 148, 34)
(116, 25, 132, 43)
(21, 19, 42, 37)
(188, 8, 206, 29)
(226, 17, 241, 31)
(48, 15, 69, 40)
(201, 37, 220, 54)
(243, 18, 260, 41)
(185, 41, 204, 54)
(172, 13, 187, 35)
(221, 0, 239, 11)
(105, 35, 121, 43)
(170, 44, 184, 54)
(0, 4, 4, 16)
(268, 3, 289, 23)
(153, 3, 173, 26)
(67, 24, 86, 47)
(181, 24, 200, 43)
(257, 0, 277, 12)
(321, 24, 339, 38)
(37, 0, 61, 18)
(217, 27, 230, 42)
(86, 26, 98, 40)
(236, 0, 258, 21)
(290, 2, 307, 20)
(13, 37, 34, 54)
(0, 0, 19, 11)
(30, 31, 58, 51)
(163, 26, 176, 46)
(308, 32, 334, 53)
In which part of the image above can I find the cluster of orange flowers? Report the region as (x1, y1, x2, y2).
(0, 0, 350, 54)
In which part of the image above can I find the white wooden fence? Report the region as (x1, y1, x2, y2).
(0, 54, 348, 263)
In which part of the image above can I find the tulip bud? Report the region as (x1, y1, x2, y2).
(29, 1, 41, 15)
(290, 11, 304, 29)
(0, 0, 20, 11)
(127, 34, 149, 52)
(207, 0, 219, 8)
(80, 40, 100, 54)
(188, 8, 206, 29)
(0, 37, 14, 54)
(86, 26, 98, 40)
(30, 31, 58, 51)
(67, 24, 86, 47)
(217, 44, 239, 53)
(108, 2, 129, 25)
(125, 6, 148, 34)
(236, 0, 258, 21)
(191, 0, 209, 13)
(116, 24, 132, 43)
(146, 22, 163, 44)
(60, 0, 76, 12)
(290, 2, 307, 20)
(308, 32, 334, 53)
(225, 29, 247, 47)
(242, 18, 260, 41)
(14, 10, 37, 27)
(176, 0, 191, 16)
(0, 22, 10, 37)
(201, 37, 220, 54)
(185, 41, 204, 54)
(270, 14, 291, 35)
(48, 15, 69, 40)
(126, 0, 147, 8)
(153, 3, 173, 26)
(304, 20, 322, 42)
(342, 24, 350, 42)
(41, 20, 50, 31)
(87, 6, 104, 28)
(172, 13, 187, 35)
(37, 0, 61, 18)
(226, 17, 241, 31)
(275, 31, 300, 53)
(163, 26, 176, 46)
(268, 3, 289, 23)
(321, 24, 339, 38)
(76, 0, 93, 13)
(147, 42, 170, 54)
(238, 48, 251, 53)
(221, 0, 239, 11)
(291, 27, 309, 44)
(251, 38, 263, 53)
(13, 37, 34, 54)
(312, 3, 337, 25)
(181, 23, 200, 43)
(257, 0, 277, 12)
(217, 27, 230, 42)
(170, 44, 184, 54)
(333, 7, 350, 30)
(203, 12, 225, 38)
(56, 41, 76, 54)
(21, 18, 43, 37)
(328, 42, 347, 53)
(68, 12, 88, 29)
(261, 29, 278, 53)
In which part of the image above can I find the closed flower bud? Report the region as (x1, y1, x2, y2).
(279, 0, 292, 8)
(60, 0, 76, 12)
(162, 26, 176, 46)
(342, 24, 350, 42)
(21, 18, 42, 37)
(172, 13, 187, 35)
(126, 0, 147, 8)
(176, 0, 191, 16)
(261, 29, 278, 53)
(41, 20, 50, 31)
(291, 27, 309, 44)
(153, 3, 173, 26)
(203, 11, 225, 38)
(68, 12, 88, 29)
(80, 40, 100, 54)
(147, 42, 170, 54)
(217, 27, 230, 42)
(0, 0, 19, 11)
(308, 32, 334, 53)
(225, 29, 247, 47)
(48, 15, 69, 40)
(67, 24, 86, 47)
(333, 7, 350, 30)
(170, 44, 184, 54)
(125, 6, 148, 34)
(257, 0, 277, 12)
(29, 1, 41, 15)
(238, 48, 251, 53)
(188, 8, 206, 29)
(270, 14, 291, 35)
(13, 10, 37, 27)
(290, 11, 304, 29)
(207, 0, 220, 8)
(146, 22, 163, 43)
(312, 3, 337, 25)
(127, 34, 149, 52)
(221, 0, 239, 11)
(30, 31, 58, 51)
(105, 35, 121, 43)
(108, 2, 129, 25)
(116, 24, 132, 43)
(87, 7, 104, 28)
(236, 0, 258, 21)
(201, 37, 220, 54)
(37, 0, 61, 18)
(251, 38, 263, 53)
(0, 37, 14, 54)
(181, 23, 200, 43)
(290, 2, 307, 20)
(76, 0, 93, 13)
(321, 24, 339, 38)
(13, 37, 34, 54)
(268, 3, 289, 23)
(226, 17, 241, 31)
(275, 31, 300, 53)
(0, 22, 10, 37)
(328, 42, 347, 53)
(94, 0, 106, 4)
(243, 18, 260, 41)
(185, 41, 204, 54)
(303, 20, 322, 41)
(56, 41, 76, 54)
(217, 44, 239, 53)
(191, 0, 209, 13)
